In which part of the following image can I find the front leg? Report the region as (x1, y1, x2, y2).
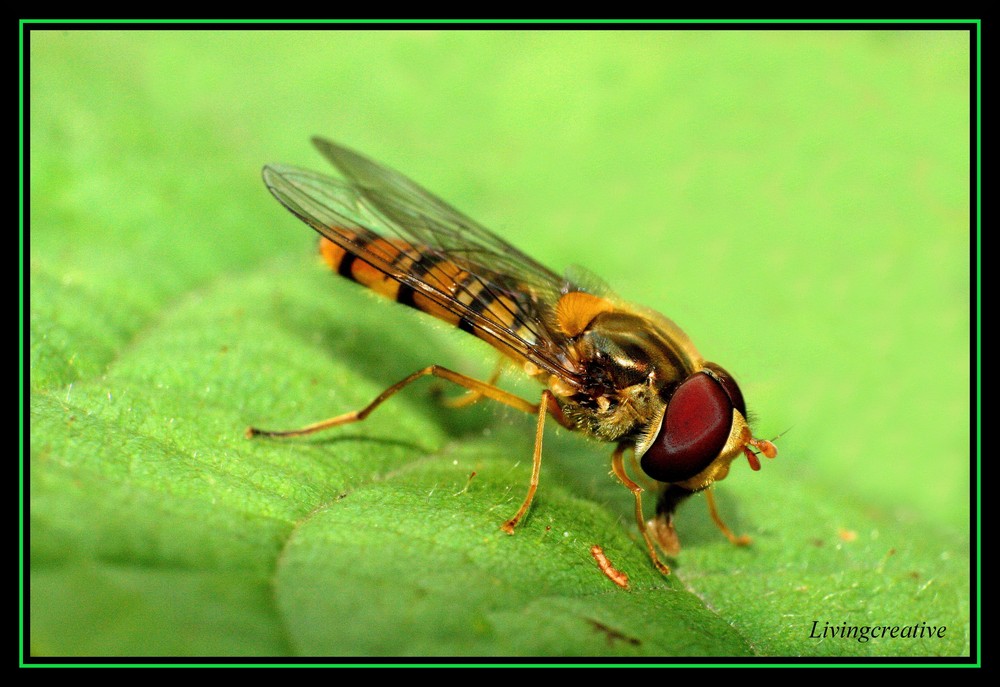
(611, 445, 672, 576)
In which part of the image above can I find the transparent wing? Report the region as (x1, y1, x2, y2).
(263, 138, 588, 385)
(309, 137, 565, 294)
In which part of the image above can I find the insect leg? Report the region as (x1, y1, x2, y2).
(704, 489, 752, 546)
(245, 364, 537, 438)
(441, 357, 504, 408)
(628, 450, 658, 492)
(610, 446, 671, 576)
(500, 389, 554, 535)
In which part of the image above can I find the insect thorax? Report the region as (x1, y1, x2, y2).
(554, 311, 697, 444)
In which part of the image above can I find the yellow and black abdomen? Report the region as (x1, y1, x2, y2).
(318, 234, 540, 358)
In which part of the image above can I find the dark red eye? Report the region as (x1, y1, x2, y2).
(702, 363, 746, 418)
(641, 371, 735, 483)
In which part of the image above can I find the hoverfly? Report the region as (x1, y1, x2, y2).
(247, 137, 778, 575)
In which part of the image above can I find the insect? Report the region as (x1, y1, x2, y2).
(247, 137, 778, 575)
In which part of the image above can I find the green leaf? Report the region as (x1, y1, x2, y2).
(29, 29, 971, 659)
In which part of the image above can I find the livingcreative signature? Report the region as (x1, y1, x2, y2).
(809, 620, 947, 643)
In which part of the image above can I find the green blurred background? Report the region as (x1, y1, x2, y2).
(28, 28, 972, 658)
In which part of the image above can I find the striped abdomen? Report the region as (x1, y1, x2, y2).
(319, 234, 539, 358)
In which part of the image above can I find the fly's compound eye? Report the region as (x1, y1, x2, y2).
(702, 362, 746, 418)
(640, 370, 739, 483)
